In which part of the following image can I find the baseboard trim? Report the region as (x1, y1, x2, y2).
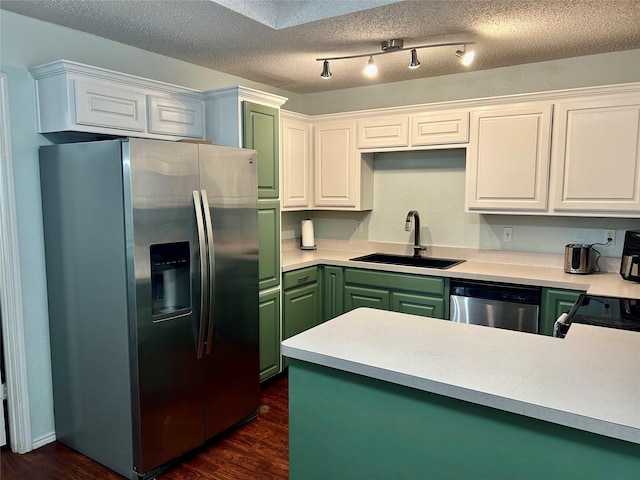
(32, 431, 56, 450)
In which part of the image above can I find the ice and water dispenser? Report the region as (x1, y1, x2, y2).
(151, 242, 191, 319)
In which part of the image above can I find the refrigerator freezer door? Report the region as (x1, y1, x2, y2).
(198, 144, 260, 439)
(126, 139, 205, 474)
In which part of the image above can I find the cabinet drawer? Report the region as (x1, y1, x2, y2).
(283, 266, 318, 290)
(344, 268, 444, 296)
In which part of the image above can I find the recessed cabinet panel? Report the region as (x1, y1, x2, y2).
(148, 95, 203, 138)
(281, 115, 312, 209)
(244, 102, 280, 199)
(258, 201, 281, 290)
(410, 111, 469, 146)
(315, 122, 357, 207)
(552, 96, 640, 213)
(466, 104, 552, 211)
(74, 79, 146, 131)
(358, 117, 409, 149)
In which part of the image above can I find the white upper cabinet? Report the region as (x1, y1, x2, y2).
(550, 94, 640, 215)
(466, 104, 553, 212)
(29, 60, 204, 140)
(358, 116, 409, 149)
(314, 120, 373, 210)
(281, 112, 313, 210)
(410, 111, 469, 146)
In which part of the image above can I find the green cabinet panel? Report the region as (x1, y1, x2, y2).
(284, 282, 321, 340)
(322, 266, 344, 321)
(391, 292, 444, 318)
(243, 102, 279, 199)
(343, 268, 447, 319)
(258, 200, 280, 290)
(259, 289, 280, 382)
(540, 288, 583, 336)
(344, 285, 390, 311)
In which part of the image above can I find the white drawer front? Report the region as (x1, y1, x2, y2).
(410, 111, 469, 146)
(74, 79, 146, 131)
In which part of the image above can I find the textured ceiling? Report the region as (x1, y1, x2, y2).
(2, 0, 639, 94)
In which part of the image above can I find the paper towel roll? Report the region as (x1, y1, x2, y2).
(301, 219, 316, 250)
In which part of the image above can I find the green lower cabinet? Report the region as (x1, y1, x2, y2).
(540, 288, 583, 336)
(321, 265, 344, 321)
(343, 268, 447, 319)
(284, 283, 321, 339)
(391, 292, 445, 318)
(258, 289, 281, 382)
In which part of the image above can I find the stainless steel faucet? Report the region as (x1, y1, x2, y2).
(405, 210, 427, 257)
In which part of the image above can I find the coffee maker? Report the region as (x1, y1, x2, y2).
(620, 230, 640, 282)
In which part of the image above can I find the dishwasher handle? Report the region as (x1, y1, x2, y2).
(450, 280, 541, 305)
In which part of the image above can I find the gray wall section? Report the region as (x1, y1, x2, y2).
(1, 8, 640, 445)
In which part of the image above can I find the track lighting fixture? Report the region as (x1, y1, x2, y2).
(320, 59, 332, 79)
(455, 47, 475, 67)
(408, 49, 420, 69)
(364, 56, 378, 77)
(317, 39, 475, 79)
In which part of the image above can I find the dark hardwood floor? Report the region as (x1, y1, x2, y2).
(0, 374, 288, 480)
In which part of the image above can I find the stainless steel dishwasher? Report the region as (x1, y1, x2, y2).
(449, 280, 541, 333)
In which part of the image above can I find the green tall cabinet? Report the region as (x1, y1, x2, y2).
(204, 86, 288, 382)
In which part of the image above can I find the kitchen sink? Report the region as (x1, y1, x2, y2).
(350, 253, 465, 269)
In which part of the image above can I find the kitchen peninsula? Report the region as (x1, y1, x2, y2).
(282, 308, 640, 479)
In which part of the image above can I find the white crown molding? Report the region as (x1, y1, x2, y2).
(0, 72, 33, 454)
(203, 85, 288, 108)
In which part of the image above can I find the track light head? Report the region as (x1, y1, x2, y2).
(409, 49, 421, 69)
(364, 56, 378, 77)
(320, 60, 332, 79)
(455, 48, 475, 67)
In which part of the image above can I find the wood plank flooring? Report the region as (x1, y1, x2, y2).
(0, 374, 288, 480)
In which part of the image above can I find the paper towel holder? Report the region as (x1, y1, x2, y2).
(300, 218, 317, 250)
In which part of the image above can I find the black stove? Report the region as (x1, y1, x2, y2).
(554, 294, 640, 338)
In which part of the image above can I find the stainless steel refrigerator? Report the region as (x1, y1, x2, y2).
(39, 138, 259, 479)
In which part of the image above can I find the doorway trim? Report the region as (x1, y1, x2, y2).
(0, 72, 33, 453)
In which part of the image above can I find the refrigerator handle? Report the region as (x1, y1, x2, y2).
(200, 190, 216, 355)
(192, 190, 208, 360)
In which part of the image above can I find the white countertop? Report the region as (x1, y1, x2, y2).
(282, 242, 640, 298)
(282, 307, 640, 444)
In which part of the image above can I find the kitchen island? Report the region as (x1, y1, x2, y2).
(282, 308, 640, 479)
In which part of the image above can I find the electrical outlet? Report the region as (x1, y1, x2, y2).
(356, 221, 363, 233)
(605, 229, 616, 245)
(503, 227, 513, 243)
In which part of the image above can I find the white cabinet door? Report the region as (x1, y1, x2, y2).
(358, 116, 409, 149)
(147, 95, 203, 138)
(74, 79, 146, 132)
(551, 94, 640, 214)
(466, 104, 553, 212)
(314, 121, 372, 210)
(410, 111, 469, 146)
(281, 114, 313, 209)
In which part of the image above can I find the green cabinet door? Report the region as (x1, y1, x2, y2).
(344, 285, 390, 311)
(322, 266, 344, 321)
(243, 102, 279, 199)
(258, 200, 280, 290)
(391, 292, 445, 318)
(540, 288, 583, 336)
(283, 282, 321, 340)
(259, 289, 280, 382)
